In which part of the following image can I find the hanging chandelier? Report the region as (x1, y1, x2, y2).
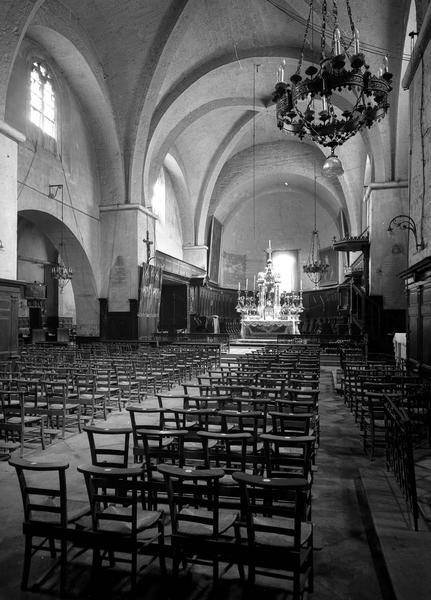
(303, 169, 329, 286)
(48, 184, 73, 293)
(272, 0, 392, 176)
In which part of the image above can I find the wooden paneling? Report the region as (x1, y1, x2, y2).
(0, 279, 25, 357)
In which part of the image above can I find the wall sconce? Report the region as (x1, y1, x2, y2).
(387, 215, 423, 252)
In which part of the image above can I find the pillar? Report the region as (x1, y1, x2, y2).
(0, 120, 25, 279)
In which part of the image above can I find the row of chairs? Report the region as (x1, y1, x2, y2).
(10, 421, 314, 598)
(9, 346, 321, 596)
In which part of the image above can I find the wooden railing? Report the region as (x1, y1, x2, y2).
(153, 332, 230, 351)
(384, 398, 419, 531)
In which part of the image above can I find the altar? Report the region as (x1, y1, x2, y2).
(241, 319, 294, 338)
(236, 241, 303, 339)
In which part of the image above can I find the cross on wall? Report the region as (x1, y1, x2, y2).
(143, 230, 153, 264)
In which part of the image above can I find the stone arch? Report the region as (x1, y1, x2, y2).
(19, 208, 99, 336)
(23, 1, 125, 204)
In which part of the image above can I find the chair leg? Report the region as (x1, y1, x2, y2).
(158, 522, 167, 576)
(60, 538, 67, 597)
(130, 550, 137, 595)
(172, 552, 181, 579)
(212, 558, 219, 583)
(21, 535, 32, 590)
(48, 537, 56, 558)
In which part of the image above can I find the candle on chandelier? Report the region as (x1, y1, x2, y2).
(383, 54, 389, 73)
(334, 26, 341, 55)
(321, 95, 328, 112)
(354, 27, 360, 54)
(277, 59, 286, 83)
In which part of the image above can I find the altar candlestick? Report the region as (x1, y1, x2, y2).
(245, 278, 248, 292)
(253, 275, 256, 291)
(238, 281, 240, 291)
(300, 279, 303, 291)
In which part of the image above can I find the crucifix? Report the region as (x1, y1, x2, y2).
(143, 230, 153, 263)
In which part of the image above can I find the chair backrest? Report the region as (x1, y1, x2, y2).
(269, 411, 313, 436)
(261, 433, 315, 481)
(135, 427, 188, 474)
(232, 471, 308, 548)
(157, 463, 226, 536)
(9, 456, 69, 526)
(77, 463, 144, 534)
(83, 425, 132, 468)
(197, 430, 252, 473)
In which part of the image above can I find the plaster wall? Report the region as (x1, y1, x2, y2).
(368, 185, 408, 309)
(5, 40, 102, 333)
(0, 132, 18, 279)
(17, 218, 54, 282)
(7, 41, 101, 273)
(409, 40, 431, 265)
(101, 207, 140, 311)
(221, 193, 337, 292)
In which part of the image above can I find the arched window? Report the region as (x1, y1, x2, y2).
(272, 251, 298, 292)
(152, 169, 166, 223)
(30, 61, 56, 138)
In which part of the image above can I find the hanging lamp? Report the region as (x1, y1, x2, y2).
(272, 0, 392, 177)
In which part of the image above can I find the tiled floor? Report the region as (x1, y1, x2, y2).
(0, 366, 408, 599)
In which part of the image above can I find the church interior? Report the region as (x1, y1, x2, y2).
(1, 0, 431, 598)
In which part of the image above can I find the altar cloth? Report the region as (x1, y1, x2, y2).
(241, 320, 294, 338)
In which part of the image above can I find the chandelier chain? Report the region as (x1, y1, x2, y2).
(345, 0, 355, 35)
(297, 0, 314, 75)
(321, 0, 327, 57)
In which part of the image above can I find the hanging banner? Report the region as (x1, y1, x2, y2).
(137, 263, 163, 318)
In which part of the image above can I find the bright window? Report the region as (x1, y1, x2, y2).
(272, 251, 297, 292)
(152, 170, 166, 223)
(30, 61, 56, 138)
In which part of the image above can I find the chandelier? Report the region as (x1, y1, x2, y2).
(303, 170, 329, 286)
(272, 0, 392, 176)
(48, 184, 73, 292)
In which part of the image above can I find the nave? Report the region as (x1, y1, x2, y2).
(0, 344, 394, 600)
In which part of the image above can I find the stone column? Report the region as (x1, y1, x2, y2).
(0, 120, 25, 279)
(366, 182, 408, 309)
(99, 204, 158, 339)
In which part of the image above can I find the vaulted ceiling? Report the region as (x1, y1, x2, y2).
(4, 0, 413, 248)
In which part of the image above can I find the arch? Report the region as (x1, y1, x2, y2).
(211, 141, 345, 232)
(0, 0, 47, 119)
(24, 1, 125, 204)
(135, 45, 321, 208)
(19, 208, 100, 336)
(164, 152, 193, 246)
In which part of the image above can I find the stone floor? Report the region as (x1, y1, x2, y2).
(0, 365, 430, 599)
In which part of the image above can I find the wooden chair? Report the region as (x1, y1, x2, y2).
(41, 380, 82, 439)
(157, 463, 241, 582)
(9, 457, 89, 595)
(78, 463, 166, 593)
(232, 471, 313, 600)
(75, 373, 108, 423)
(84, 424, 132, 468)
(0, 390, 46, 456)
